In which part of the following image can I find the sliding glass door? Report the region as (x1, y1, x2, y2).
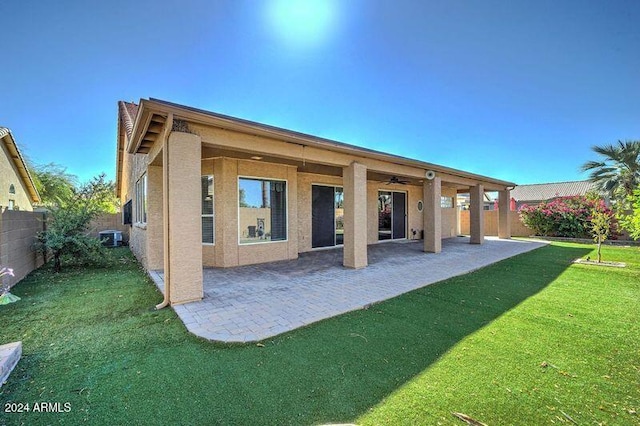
(312, 185, 343, 248)
(378, 191, 406, 240)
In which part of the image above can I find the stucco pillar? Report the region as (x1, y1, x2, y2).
(343, 162, 367, 269)
(470, 184, 484, 244)
(423, 177, 442, 253)
(146, 165, 164, 269)
(213, 158, 239, 267)
(166, 132, 203, 304)
(498, 189, 511, 239)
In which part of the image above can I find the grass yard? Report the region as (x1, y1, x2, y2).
(0, 242, 638, 425)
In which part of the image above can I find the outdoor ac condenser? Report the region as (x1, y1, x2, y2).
(99, 230, 123, 247)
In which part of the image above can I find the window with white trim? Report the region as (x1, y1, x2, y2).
(201, 175, 214, 244)
(238, 178, 287, 244)
(135, 174, 147, 224)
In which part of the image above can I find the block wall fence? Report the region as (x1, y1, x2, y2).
(459, 209, 532, 237)
(0, 211, 129, 289)
(0, 210, 46, 288)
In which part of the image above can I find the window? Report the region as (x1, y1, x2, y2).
(201, 175, 214, 244)
(238, 178, 287, 244)
(9, 184, 15, 194)
(122, 199, 133, 225)
(441, 196, 454, 208)
(135, 174, 147, 224)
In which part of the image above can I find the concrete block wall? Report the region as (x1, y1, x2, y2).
(0, 209, 46, 288)
(459, 210, 531, 237)
(87, 213, 131, 243)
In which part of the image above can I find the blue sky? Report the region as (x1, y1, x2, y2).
(1, 0, 638, 185)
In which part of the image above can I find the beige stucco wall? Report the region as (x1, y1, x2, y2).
(205, 158, 298, 267)
(0, 142, 34, 211)
(120, 132, 150, 268)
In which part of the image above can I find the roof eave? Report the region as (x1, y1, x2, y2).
(129, 98, 516, 189)
(0, 128, 41, 204)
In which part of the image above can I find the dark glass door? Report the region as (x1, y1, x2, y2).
(312, 185, 335, 248)
(392, 192, 406, 239)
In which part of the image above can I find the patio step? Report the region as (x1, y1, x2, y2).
(0, 341, 22, 388)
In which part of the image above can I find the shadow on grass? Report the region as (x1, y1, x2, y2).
(0, 244, 592, 425)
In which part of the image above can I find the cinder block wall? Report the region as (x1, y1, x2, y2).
(87, 213, 130, 243)
(459, 210, 531, 237)
(0, 209, 46, 288)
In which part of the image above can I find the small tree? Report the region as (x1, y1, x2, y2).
(36, 173, 117, 272)
(590, 210, 612, 263)
(618, 188, 640, 240)
(31, 162, 78, 207)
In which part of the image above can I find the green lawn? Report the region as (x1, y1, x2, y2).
(0, 243, 638, 425)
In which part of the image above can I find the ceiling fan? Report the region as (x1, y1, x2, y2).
(383, 176, 410, 185)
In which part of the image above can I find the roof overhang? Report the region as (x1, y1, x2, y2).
(0, 127, 41, 204)
(126, 98, 516, 190)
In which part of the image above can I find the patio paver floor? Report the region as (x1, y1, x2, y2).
(151, 237, 547, 342)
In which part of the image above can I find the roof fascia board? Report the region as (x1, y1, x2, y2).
(0, 129, 41, 203)
(131, 99, 515, 189)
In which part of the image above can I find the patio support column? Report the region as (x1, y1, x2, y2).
(470, 184, 485, 244)
(423, 176, 442, 253)
(498, 189, 511, 239)
(166, 131, 203, 304)
(343, 161, 368, 269)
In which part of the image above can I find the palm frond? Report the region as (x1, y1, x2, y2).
(580, 161, 606, 172)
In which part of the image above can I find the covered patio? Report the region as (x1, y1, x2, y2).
(150, 237, 547, 343)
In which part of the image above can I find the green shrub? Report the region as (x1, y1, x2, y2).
(519, 196, 616, 238)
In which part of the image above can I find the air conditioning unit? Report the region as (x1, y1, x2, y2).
(99, 230, 123, 247)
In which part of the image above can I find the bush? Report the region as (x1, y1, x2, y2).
(519, 196, 616, 238)
(618, 188, 640, 240)
(36, 174, 116, 272)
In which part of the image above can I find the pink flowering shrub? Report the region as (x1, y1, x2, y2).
(519, 196, 616, 238)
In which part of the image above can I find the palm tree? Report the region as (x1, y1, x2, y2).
(581, 140, 640, 201)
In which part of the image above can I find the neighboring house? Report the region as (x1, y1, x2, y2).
(0, 127, 40, 211)
(511, 180, 598, 210)
(116, 98, 515, 305)
(457, 192, 498, 210)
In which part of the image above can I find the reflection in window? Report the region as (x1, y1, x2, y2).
(335, 187, 344, 245)
(135, 174, 147, 223)
(441, 196, 454, 208)
(378, 191, 392, 240)
(239, 178, 286, 244)
(201, 176, 214, 244)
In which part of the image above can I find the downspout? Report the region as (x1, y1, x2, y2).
(155, 113, 174, 310)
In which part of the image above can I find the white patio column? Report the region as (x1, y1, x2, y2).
(343, 162, 368, 269)
(498, 189, 511, 239)
(166, 131, 203, 304)
(423, 177, 442, 253)
(470, 184, 485, 244)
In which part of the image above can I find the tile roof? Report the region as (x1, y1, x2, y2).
(118, 101, 139, 140)
(511, 180, 597, 202)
